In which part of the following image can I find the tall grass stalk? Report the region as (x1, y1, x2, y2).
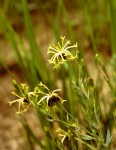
(20, 117, 45, 149)
(0, 14, 39, 87)
(54, 0, 63, 41)
(62, 3, 77, 42)
(83, 1, 97, 54)
(108, 0, 116, 55)
(37, 0, 62, 41)
(21, 0, 48, 83)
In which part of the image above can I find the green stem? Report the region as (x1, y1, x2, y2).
(67, 61, 76, 115)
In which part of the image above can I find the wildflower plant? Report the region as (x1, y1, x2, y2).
(47, 36, 78, 68)
(9, 37, 116, 149)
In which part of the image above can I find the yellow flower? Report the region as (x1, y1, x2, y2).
(47, 36, 78, 68)
(9, 92, 30, 114)
(9, 81, 31, 114)
(37, 82, 65, 108)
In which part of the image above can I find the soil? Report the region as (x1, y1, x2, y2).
(0, 71, 23, 150)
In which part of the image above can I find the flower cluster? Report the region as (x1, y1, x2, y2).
(47, 36, 78, 68)
(9, 81, 65, 113)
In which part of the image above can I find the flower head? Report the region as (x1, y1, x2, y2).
(9, 92, 30, 114)
(47, 36, 78, 68)
(56, 128, 73, 144)
(37, 82, 65, 108)
(9, 80, 31, 114)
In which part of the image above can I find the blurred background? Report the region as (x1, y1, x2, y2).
(0, 0, 116, 149)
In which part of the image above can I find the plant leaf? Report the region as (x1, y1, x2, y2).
(80, 134, 95, 141)
(106, 129, 112, 148)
